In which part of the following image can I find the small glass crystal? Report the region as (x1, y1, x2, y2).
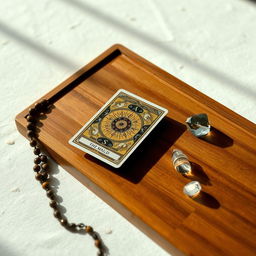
(172, 149, 191, 175)
(186, 113, 210, 137)
(183, 181, 201, 198)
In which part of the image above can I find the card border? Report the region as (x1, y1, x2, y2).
(69, 89, 168, 168)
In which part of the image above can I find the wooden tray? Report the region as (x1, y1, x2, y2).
(16, 44, 256, 256)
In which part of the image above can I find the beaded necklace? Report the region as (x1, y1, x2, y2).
(26, 99, 105, 256)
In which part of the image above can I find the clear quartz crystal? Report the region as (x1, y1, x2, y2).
(183, 181, 201, 197)
(172, 149, 191, 175)
(186, 113, 210, 137)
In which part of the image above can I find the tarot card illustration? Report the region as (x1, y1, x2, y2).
(69, 89, 168, 168)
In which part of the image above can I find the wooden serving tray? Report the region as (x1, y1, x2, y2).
(16, 44, 256, 256)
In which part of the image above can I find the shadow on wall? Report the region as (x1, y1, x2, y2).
(0, 0, 255, 99)
(0, 21, 77, 69)
(0, 242, 19, 256)
(246, 0, 256, 3)
(60, 0, 256, 100)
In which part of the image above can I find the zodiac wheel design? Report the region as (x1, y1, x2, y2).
(100, 109, 142, 142)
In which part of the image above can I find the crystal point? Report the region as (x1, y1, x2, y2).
(186, 113, 210, 137)
(183, 181, 201, 197)
(172, 149, 191, 175)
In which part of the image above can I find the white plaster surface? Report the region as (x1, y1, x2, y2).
(1, 0, 256, 255)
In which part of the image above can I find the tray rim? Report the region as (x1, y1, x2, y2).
(16, 44, 256, 135)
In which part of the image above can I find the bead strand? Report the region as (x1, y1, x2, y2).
(27, 99, 105, 256)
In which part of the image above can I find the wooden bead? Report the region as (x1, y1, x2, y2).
(69, 223, 77, 230)
(33, 147, 40, 155)
(34, 157, 41, 164)
(85, 226, 93, 233)
(35, 173, 42, 181)
(34, 102, 42, 112)
(54, 210, 61, 218)
(40, 155, 47, 163)
(35, 172, 48, 182)
(27, 130, 34, 138)
(26, 115, 34, 122)
(49, 200, 57, 208)
(27, 123, 34, 130)
(94, 239, 101, 248)
(40, 99, 48, 105)
(42, 181, 50, 190)
(92, 233, 98, 239)
(60, 218, 68, 226)
(40, 99, 49, 110)
(33, 164, 40, 172)
(39, 172, 48, 182)
(29, 108, 37, 116)
(42, 163, 48, 170)
(46, 189, 54, 199)
(30, 139, 37, 147)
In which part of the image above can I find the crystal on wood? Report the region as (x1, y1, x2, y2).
(186, 113, 210, 137)
(172, 149, 191, 175)
(183, 181, 201, 198)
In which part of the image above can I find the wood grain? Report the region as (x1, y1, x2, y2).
(16, 44, 256, 256)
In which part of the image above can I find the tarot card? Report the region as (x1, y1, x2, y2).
(69, 89, 168, 168)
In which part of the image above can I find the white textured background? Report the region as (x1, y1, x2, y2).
(1, 0, 256, 255)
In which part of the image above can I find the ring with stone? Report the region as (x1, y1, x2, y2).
(183, 181, 201, 198)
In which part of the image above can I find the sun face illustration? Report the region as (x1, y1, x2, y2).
(100, 109, 142, 142)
